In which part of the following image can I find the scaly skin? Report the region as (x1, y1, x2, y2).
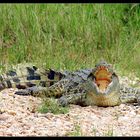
(0, 63, 64, 91)
(12, 61, 140, 107)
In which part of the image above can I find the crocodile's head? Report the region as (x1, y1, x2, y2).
(85, 61, 121, 106)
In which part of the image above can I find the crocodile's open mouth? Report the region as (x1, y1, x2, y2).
(94, 66, 112, 93)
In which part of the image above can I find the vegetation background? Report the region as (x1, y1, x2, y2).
(0, 4, 140, 77)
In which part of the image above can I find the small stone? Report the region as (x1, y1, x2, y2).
(8, 93, 14, 96)
(118, 104, 126, 109)
(7, 110, 17, 116)
(6, 133, 13, 136)
(0, 108, 6, 114)
(135, 109, 140, 115)
(0, 114, 9, 121)
(0, 132, 4, 136)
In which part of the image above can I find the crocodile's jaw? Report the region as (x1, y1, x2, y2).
(85, 67, 121, 106)
(85, 79, 121, 106)
(86, 90, 121, 107)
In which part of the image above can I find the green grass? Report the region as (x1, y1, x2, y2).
(66, 124, 83, 136)
(37, 98, 69, 114)
(0, 4, 140, 77)
(104, 127, 114, 136)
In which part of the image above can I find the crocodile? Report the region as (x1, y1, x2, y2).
(0, 61, 140, 107)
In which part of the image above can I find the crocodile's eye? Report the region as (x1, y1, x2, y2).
(87, 73, 92, 78)
(111, 72, 118, 78)
(108, 64, 112, 68)
(95, 64, 98, 67)
(87, 73, 95, 80)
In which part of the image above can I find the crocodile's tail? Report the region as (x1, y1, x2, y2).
(0, 64, 65, 91)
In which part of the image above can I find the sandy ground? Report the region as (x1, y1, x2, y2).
(0, 87, 140, 136)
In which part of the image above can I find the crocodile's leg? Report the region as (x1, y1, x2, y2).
(135, 90, 140, 105)
(14, 86, 47, 96)
(56, 82, 88, 106)
(120, 86, 140, 105)
(58, 91, 87, 106)
(15, 79, 69, 97)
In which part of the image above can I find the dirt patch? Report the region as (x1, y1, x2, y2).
(0, 87, 140, 136)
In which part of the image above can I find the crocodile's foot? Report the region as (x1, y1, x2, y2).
(15, 86, 46, 97)
(136, 96, 140, 106)
(57, 92, 87, 107)
(58, 96, 69, 106)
